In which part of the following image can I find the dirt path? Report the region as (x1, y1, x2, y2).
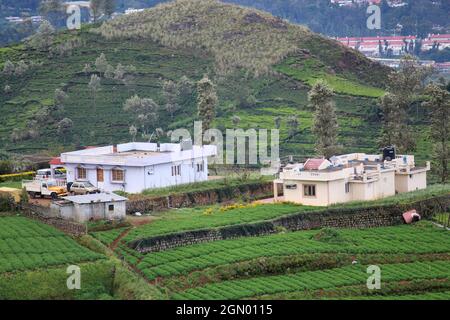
(110, 227, 133, 250)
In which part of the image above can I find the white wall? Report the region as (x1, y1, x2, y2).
(65, 156, 210, 193)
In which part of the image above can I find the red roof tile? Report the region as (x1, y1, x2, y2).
(49, 157, 63, 165)
(304, 158, 326, 170)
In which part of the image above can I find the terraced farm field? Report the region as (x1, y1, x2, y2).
(0, 216, 103, 273)
(89, 186, 450, 300)
(0, 215, 115, 299)
(135, 224, 450, 281)
(122, 203, 308, 242)
(173, 260, 450, 300)
(95, 213, 450, 300)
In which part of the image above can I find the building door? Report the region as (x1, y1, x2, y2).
(97, 168, 104, 191)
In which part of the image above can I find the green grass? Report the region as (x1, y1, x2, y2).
(138, 176, 270, 197)
(121, 202, 308, 242)
(135, 223, 450, 281)
(0, 180, 21, 189)
(275, 56, 385, 98)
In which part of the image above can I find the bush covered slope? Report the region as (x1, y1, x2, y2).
(0, 0, 413, 161)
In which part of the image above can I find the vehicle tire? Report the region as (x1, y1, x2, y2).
(51, 193, 58, 200)
(29, 192, 36, 199)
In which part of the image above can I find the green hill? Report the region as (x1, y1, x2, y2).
(0, 0, 429, 163)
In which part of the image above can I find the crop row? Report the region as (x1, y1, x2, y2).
(172, 260, 450, 300)
(91, 227, 129, 246)
(0, 217, 103, 273)
(0, 216, 63, 239)
(137, 225, 450, 280)
(341, 291, 450, 300)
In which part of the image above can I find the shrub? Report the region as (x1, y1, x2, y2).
(0, 194, 15, 212)
(312, 228, 347, 244)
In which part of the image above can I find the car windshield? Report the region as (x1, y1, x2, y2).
(46, 181, 56, 187)
(83, 182, 94, 187)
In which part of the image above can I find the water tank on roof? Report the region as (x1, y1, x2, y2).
(382, 146, 396, 162)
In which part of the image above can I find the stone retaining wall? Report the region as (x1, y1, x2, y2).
(22, 204, 87, 236)
(126, 181, 273, 214)
(129, 194, 450, 253)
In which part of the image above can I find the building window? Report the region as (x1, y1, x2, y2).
(171, 165, 181, 176)
(285, 184, 297, 190)
(345, 182, 350, 194)
(197, 162, 204, 172)
(77, 167, 87, 180)
(112, 169, 124, 182)
(108, 204, 114, 211)
(303, 184, 316, 197)
(97, 168, 104, 182)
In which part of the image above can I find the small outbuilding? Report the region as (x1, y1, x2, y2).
(50, 193, 128, 223)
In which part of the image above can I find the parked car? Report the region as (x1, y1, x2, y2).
(68, 181, 100, 195)
(22, 179, 67, 199)
(36, 168, 66, 180)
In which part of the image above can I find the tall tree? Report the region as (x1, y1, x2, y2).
(197, 75, 218, 132)
(39, 0, 63, 27)
(379, 55, 431, 153)
(287, 115, 299, 138)
(90, 0, 104, 22)
(163, 79, 180, 119)
(309, 80, 339, 159)
(423, 83, 450, 183)
(57, 118, 73, 143)
(29, 20, 55, 50)
(95, 53, 109, 75)
(2, 60, 14, 76)
(129, 125, 137, 142)
(123, 95, 159, 139)
(88, 74, 101, 110)
(54, 88, 68, 117)
(103, 0, 116, 17)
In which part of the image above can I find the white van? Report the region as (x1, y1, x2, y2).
(36, 168, 66, 180)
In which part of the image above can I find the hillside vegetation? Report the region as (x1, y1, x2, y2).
(94, 0, 388, 82)
(0, 0, 410, 163)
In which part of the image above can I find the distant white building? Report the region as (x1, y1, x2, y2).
(125, 8, 145, 15)
(59, 142, 217, 193)
(274, 151, 431, 207)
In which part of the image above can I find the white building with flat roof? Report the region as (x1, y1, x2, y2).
(51, 193, 128, 222)
(274, 152, 430, 206)
(59, 142, 217, 193)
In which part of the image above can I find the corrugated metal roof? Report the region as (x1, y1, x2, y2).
(63, 193, 128, 204)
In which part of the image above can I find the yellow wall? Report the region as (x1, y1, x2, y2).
(282, 170, 397, 206)
(395, 171, 427, 193)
